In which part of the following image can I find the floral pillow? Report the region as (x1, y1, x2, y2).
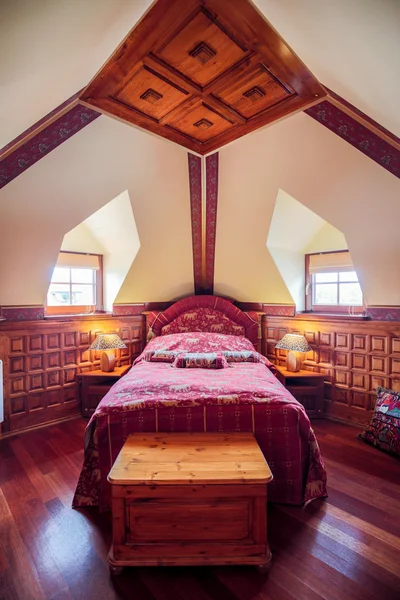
(358, 387, 400, 456)
(173, 352, 228, 369)
(143, 350, 178, 363)
(222, 351, 262, 363)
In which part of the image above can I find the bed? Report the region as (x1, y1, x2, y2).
(73, 295, 327, 510)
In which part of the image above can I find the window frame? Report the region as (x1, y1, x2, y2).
(305, 251, 364, 314)
(45, 251, 103, 316)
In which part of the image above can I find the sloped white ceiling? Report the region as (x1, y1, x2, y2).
(0, 0, 152, 147)
(254, 0, 400, 136)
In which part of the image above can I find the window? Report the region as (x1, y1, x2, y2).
(46, 252, 103, 315)
(305, 251, 363, 314)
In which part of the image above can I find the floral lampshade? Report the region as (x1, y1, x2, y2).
(89, 334, 127, 372)
(275, 334, 312, 372)
(275, 334, 311, 353)
(89, 334, 127, 351)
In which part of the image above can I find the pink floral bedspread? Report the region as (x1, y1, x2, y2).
(73, 333, 327, 509)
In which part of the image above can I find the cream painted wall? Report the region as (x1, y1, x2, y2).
(215, 112, 400, 306)
(304, 222, 348, 254)
(84, 190, 140, 311)
(61, 222, 105, 255)
(0, 0, 152, 148)
(0, 116, 193, 305)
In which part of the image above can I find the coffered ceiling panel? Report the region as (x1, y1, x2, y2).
(81, 0, 326, 154)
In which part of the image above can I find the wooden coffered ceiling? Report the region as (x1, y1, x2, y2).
(81, 0, 326, 155)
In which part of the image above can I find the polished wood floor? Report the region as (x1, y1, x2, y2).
(0, 418, 399, 600)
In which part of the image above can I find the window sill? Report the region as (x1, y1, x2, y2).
(298, 311, 370, 321)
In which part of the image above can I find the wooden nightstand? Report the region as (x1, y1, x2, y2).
(78, 365, 131, 418)
(275, 365, 325, 419)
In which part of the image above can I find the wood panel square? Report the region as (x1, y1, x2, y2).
(132, 325, 143, 341)
(305, 331, 316, 345)
(28, 354, 44, 371)
(320, 332, 333, 347)
(46, 370, 62, 388)
(46, 352, 62, 369)
(64, 385, 78, 403)
(390, 358, 400, 376)
(27, 393, 45, 411)
(64, 332, 77, 348)
(352, 334, 368, 352)
(10, 376, 26, 395)
(391, 338, 400, 355)
(390, 379, 400, 393)
(351, 372, 368, 392)
(47, 390, 62, 406)
(10, 337, 25, 354)
(332, 388, 349, 405)
(334, 369, 349, 388)
(170, 100, 234, 142)
(79, 331, 91, 346)
(63, 368, 77, 384)
(319, 349, 333, 366)
(63, 350, 77, 366)
(334, 351, 349, 369)
(114, 65, 188, 120)
(266, 327, 278, 341)
(119, 327, 130, 342)
(266, 342, 276, 356)
(370, 336, 388, 355)
(156, 10, 247, 87)
(29, 373, 44, 392)
(78, 348, 91, 365)
(370, 355, 387, 375)
(370, 375, 389, 392)
(214, 63, 291, 118)
(334, 333, 349, 350)
(10, 396, 26, 415)
(9, 356, 25, 375)
(350, 392, 370, 410)
(352, 353, 368, 371)
(47, 333, 61, 350)
(29, 334, 44, 352)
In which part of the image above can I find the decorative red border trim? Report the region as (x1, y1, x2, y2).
(262, 304, 296, 317)
(1, 306, 45, 321)
(305, 100, 399, 178)
(364, 306, 400, 321)
(112, 304, 145, 316)
(205, 153, 219, 293)
(187, 153, 203, 294)
(0, 102, 100, 189)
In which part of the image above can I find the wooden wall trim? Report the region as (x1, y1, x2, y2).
(0, 315, 145, 436)
(263, 315, 400, 426)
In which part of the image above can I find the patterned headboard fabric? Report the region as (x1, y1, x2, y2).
(147, 296, 259, 346)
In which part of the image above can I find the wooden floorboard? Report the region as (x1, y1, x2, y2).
(0, 418, 399, 600)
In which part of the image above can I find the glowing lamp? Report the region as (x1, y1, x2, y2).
(275, 334, 311, 372)
(89, 334, 127, 372)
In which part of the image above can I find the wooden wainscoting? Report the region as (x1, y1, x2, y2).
(0, 314, 145, 435)
(263, 315, 400, 426)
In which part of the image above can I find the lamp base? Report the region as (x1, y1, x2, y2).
(286, 351, 304, 372)
(100, 350, 116, 372)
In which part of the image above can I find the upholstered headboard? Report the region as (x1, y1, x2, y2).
(147, 296, 260, 347)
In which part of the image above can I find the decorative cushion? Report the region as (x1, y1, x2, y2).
(143, 350, 178, 363)
(358, 387, 400, 456)
(222, 351, 262, 363)
(173, 352, 228, 369)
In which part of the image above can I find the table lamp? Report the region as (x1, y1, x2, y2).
(275, 334, 311, 372)
(89, 334, 127, 372)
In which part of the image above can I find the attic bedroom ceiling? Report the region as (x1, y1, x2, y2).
(80, 0, 326, 154)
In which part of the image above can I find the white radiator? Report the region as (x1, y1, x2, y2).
(0, 359, 3, 423)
